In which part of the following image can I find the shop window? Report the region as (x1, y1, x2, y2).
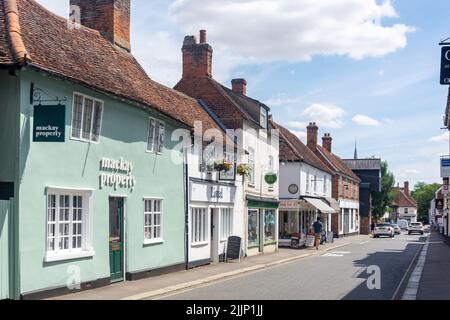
(248, 210, 259, 247)
(220, 208, 233, 240)
(147, 117, 165, 153)
(191, 207, 208, 244)
(45, 188, 93, 261)
(71, 93, 103, 143)
(264, 209, 276, 244)
(144, 199, 163, 243)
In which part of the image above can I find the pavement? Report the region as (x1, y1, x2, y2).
(49, 234, 367, 300)
(416, 231, 450, 300)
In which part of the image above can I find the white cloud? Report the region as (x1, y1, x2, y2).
(289, 130, 307, 142)
(286, 121, 308, 129)
(352, 114, 381, 126)
(170, 0, 414, 64)
(301, 103, 346, 129)
(430, 133, 449, 142)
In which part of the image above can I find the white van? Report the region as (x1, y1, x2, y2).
(397, 219, 409, 230)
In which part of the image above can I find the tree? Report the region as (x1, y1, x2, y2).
(411, 182, 441, 223)
(372, 160, 395, 219)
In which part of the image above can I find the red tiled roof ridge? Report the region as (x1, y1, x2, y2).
(3, 0, 30, 63)
(317, 144, 361, 182)
(270, 120, 304, 161)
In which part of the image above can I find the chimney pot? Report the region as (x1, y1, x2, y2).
(307, 122, 319, 150)
(181, 30, 213, 78)
(70, 0, 131, 52)
(322, 133, 332, 153)
(231, 78, 247, 95)
(200, 30, 207, 43)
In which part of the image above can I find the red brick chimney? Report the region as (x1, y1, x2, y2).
(70, 0, 131, 52)
(231, 79, 247, 96)
(182, 30, 213, 79)
(404, 181, 410, 196)
(307, 122, 318, 150)
(322, 133, 332, 153)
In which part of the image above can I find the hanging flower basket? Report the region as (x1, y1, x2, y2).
(264, 172, 278, 185)
(237, 164, 251, 177)
(214, 160, 232, 172)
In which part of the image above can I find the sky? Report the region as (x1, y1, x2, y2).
(36, 0, 450, 189)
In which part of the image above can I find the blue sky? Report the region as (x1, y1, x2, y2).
(37, 0, 450, 189)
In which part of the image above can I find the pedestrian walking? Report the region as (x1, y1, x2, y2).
(313, 217, 323, 250)
(371, 221, 376, 237)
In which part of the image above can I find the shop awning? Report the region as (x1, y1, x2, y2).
(303, 197, 336, 214)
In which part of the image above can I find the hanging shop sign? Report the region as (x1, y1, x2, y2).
(264, 173, 278, 185)
(436, 199, 444, 210)
(33, 104, 66, 142)
(441, 46, 450, 85)
(441, 157, 450, 178)
(99, 157, 136, 190)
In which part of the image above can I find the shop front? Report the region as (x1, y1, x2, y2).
(188, 179, 237, 267)
(278, 198, 335, 248)
(246, 197, 279, 256)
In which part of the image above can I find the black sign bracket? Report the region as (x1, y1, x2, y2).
(30, 83, 68, 105)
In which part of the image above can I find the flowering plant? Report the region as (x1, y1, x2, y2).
(237, 164, 251, 177)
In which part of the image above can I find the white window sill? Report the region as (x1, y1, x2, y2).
(44, 250, 95, 263)
(143, 239, 164, 245)
(191, 241, 208, 247)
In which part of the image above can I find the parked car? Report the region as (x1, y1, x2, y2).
(397, 219, 409, 230)
(390, 223, 401, 235)
(374, 223, 395, 238)
(408, 222, 424, 235)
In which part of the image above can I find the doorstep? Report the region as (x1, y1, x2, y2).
(48, 235, 367, 300)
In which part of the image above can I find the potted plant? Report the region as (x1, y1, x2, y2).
(214, 159, 232, 172)
(237, 164, 251, 177)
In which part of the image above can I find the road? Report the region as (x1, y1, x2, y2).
(158, 232, 428, 300)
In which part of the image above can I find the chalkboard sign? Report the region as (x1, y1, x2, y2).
(225, 236, 242, 262)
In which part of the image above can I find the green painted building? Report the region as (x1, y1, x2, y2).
(0, 0, 220, 299)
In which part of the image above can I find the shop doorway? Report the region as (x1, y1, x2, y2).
(210, 208, 220, 262)
(343, 209, 350, 234)
(109, 197, 125, 283)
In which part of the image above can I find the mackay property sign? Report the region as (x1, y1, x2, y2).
(441, 47, 450, 85)
(33, 105, 65, 142)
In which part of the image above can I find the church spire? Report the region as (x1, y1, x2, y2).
(354, 140, 358, 159)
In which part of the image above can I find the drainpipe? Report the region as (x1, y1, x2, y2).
(183, 146, 189, 270)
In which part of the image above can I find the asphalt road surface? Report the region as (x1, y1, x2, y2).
(159, 232, 428, 300)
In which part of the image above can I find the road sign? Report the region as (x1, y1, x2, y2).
(441, 46, 450, 85)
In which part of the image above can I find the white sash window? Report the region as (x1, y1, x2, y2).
(71, 93, 103, 143)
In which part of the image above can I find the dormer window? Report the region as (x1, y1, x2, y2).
(260, 108, 267, 129)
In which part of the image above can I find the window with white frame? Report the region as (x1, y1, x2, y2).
(46, 189, 91, 257)
(147, 117, 165, 153)
(306, 172, 310, 194)
(248, 147, 255, 185)
(71, 93, 103, 143)
(220, 208, 233, 240)
(260, 108, 267, 129)
(191, 207, 208, 244)
(323, 175, 327, 194)
(144, 199, 163, 242)
(314, 175, 317, 193)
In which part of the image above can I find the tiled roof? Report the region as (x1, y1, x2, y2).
(316, 145, 361, 182)
(0, 0, 221, 133)
(0, 0, 13, 64)
(392, 187, 417, 208)
(342, 158, 381, 171)
(271, 120, 332, 174)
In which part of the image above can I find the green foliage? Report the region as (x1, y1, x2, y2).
(372, 160, 395, 218)
(411, 182, 441, 222)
